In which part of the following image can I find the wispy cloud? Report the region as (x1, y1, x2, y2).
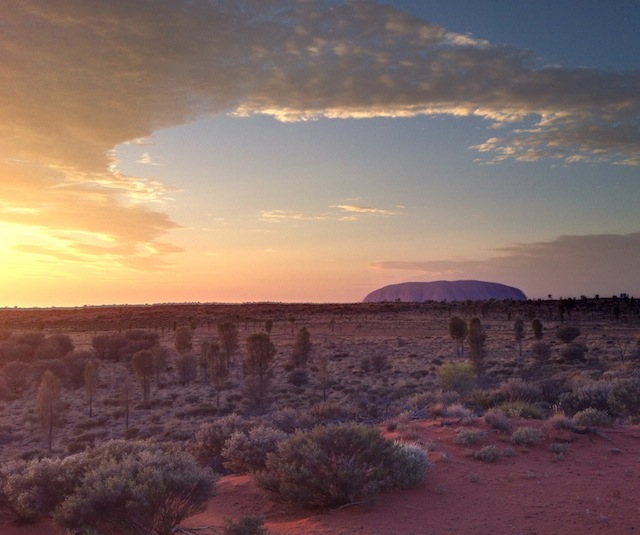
(372, 232, 640, 297)
(2, 1, 638, 272)
(260, 204, 402, 223)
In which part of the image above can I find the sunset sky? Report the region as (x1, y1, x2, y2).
(1, 0, 639, 307)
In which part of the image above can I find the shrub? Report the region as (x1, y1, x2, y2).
(511, 427, 543, 446)
(453, 428, 485, 446)
(53, 440, 217, 535)
(222, 425, 287, 474)
(474, 445, 499, 463)
(305, 401, 354, 425)
(497, 401, 544, 420)
(287, 368, 309, 387)
(224, 516, 268, 535)
(573, 408, 610, 426)
(439, 363, 476, 394)
(496, 378, 543, 404)
(558, 381, 613, 415)
(390, 442, 430, 489)
(559, 343, 587, 362)
(484, 409, 512, 432)
(193, 414, 254, 469)
(608, 377, 640, 416)
(556, 326, 581, 343)
(268, 407, 309, 433)
(531, 342, 551, 364)
(254, 423, 424, 508)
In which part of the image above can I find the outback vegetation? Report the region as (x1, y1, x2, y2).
(0, 297, 639, 533)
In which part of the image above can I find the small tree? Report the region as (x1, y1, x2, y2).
(448, 316, 467, 357)
(264, 319, 273, 338)
(207, 342, 228, 408)
(532, 319, 543, 340)
(217, 322, 239, 371)
(318, 354, 330, 402)
(292, 327, 311, 367)
(245, 333, 276, 412)
(152, 344, 168, 384)
(514, 319, 524, 358)
(468, 317, 486, 373)
(36, 370, 63, 453)
(83, 359, 98, 418)
(175, 326, 193, 354)
(132, 349, 154, 408)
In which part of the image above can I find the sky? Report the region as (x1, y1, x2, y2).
(1, 0, 639, 307)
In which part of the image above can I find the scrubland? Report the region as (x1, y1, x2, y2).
(0, 298, 639, 534)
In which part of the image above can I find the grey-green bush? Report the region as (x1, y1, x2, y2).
(222, 424, 287, 474)
(254, 423, 426, 508)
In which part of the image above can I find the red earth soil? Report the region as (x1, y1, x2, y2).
(4, 419, 640, 535)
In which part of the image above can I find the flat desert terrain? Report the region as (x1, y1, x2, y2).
(1, 299, 639, 534)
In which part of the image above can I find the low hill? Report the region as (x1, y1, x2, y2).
(363, 280, 527, 302)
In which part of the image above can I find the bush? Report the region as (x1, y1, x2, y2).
(474, 445, 500, 463)
(608, 377, 640, 416)
(439, 363, 476, 394)
(573, 408, 610, 426)
(287, 368, 309, 387)
(511, 427, 543, 446)
(268, 407, 309, 433)
(193, 414, 254, 470)
(390, 442, 430, 489)
(497, 401, 544, 420)
(558, 381, 613, 415)
(224, 516, 268, 535)
(495, 378, 543, 403)
(559, 343, 587, 362)
(484, 409, 512, 432)
(531, 342, 551, 364)
(53, 440, 217, 535)
(222, 425, 287, 473)
(254, 423, 425, 508)
(556, 326, 581, 343)
(453, 428, 485, 446)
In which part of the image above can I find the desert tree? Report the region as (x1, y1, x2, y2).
(36, 370, 63, 453)
(318, 354, 330, 402)
(514, 319, 525, 358)
(206, 342, 228, 408)
(467, 317, 486, 374)
(217, 322, 239, 371)
(292, 326, 312, 367)
(176, 352, 198, 385)
(264, 319, 273, 338)
(448, 316, 467, 357)
(83, 359, 98, 418)
(244, 333, 276, 412)
(132, 349, 154, 408)
(151, 344, 168, 384)
(116, 366, 132, 430)
(175, 325, 193, 354)
(532, 319, 543, 340)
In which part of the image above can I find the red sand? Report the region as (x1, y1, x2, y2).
(4, 420, 640, 535)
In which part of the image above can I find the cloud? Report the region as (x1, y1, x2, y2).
(2, 1, 638, 272)
(260, 204, 402, 223)
(372, 232, 640, 298)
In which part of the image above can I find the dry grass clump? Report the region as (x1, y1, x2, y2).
(453, 428, 486, 446)
(473, 445, 500, 463)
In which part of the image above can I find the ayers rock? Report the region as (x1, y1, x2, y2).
(363, 280, 527, 303)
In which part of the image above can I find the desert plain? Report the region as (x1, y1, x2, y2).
(1, 298, 639, 534)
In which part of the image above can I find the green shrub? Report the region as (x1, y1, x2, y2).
(439, 363, 476, 394)
(224, 515, 268, 535)
(573, 408, 610, 426)
(254, 423, 426, 508)
(496, 378, 543, 403)
(390, 442, 431, 489)
(558, 381, 613, 415)
(453, 428, 485, 446)
(474, 445, 499, 463)
(608, 377, 640, 416)
(497, 401, 544, 420)
(556, 326, 580, 343)
(222, 425, 287, 473)
(511, 427, 543, 446)
(54, 440, 217, 535)
(483, 409, 512, 432)
(193, 414, 253, 469)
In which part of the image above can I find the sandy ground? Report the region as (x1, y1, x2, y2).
(8, 418, 637, 535)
